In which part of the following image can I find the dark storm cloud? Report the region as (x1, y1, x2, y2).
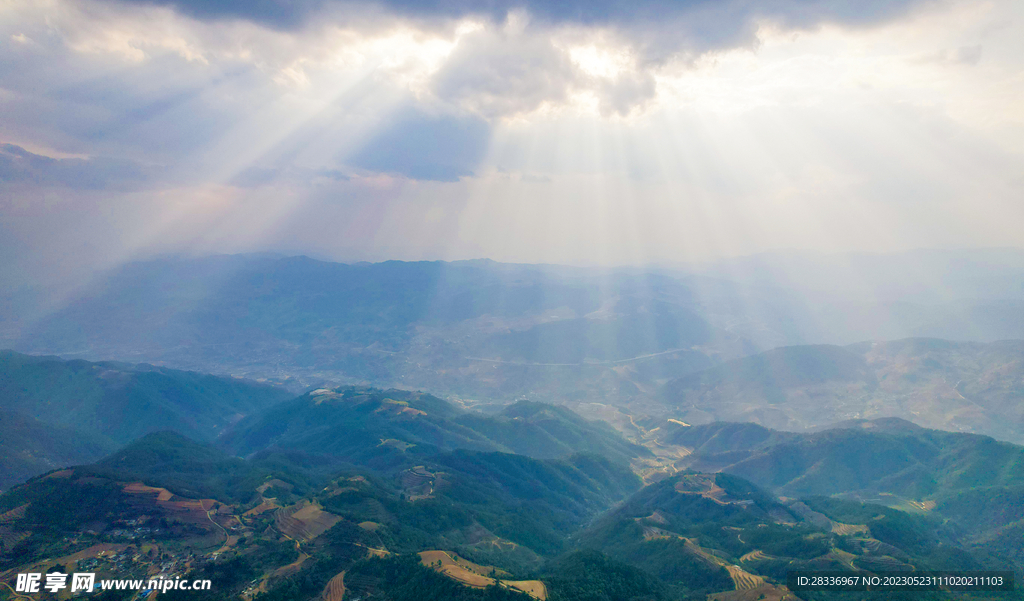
(104, 0, 934, 52)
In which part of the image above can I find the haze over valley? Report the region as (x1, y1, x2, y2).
(2, 0, 1024, 598)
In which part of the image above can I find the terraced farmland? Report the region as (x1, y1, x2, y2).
(418, 550, 546, 599)
(726, 565, 765, 590)
(274, 500, 341, 541)
(321, 571, 345, 601)
(739, 550, 771, 563)
(830, 521, 869, 535)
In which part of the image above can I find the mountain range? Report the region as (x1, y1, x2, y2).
(658, 338, 1024, 444)
(5, 251, 1024, 416)
(2, 368, 1024, 600)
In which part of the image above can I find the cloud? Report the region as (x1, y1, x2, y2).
(429, 23, 578, 119)
(78, 0, 937, 124)
(109, 0, 934, 45)
(912, 44, 983, 66)
(2, 0, 1022, 286)
(347, 107, 490, 181)
(107, 0, 328, 30)
(230, 165, 350, 188)
(0, 143, 157, 191)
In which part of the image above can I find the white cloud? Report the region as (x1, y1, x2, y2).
(0, 0, 1022, 281)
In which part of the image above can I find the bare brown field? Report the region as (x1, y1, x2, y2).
(375, 399, 428, 418)
(635, 510, 669, 525)
(321, 571, 345, 601)
(419, 550, 503, 577)
(43, 469, 74, 480)
(418, 550, 545, 599)
(739, 550, 771, 563)
(830, 521, 869, 536)
(270, 552, 310, 580)
(212, 535, 241, 556)
(401, 466, 438, 500)
(256, 479, 294, 495)
(726, 565, 765, 590)
(466, 533, 521, 552)
(675, 537, 732, 570)
(673, 474, 732, 505)
(364, 545, 389, 558)
(121, 483, 217, 526)
(507, 580, 547, 600)
(440, 564, 493, 587)
(275, 501, 341, 541)
(244, 500, 279, 517)
(907, 500, 937, 511)
(123, 482, 174, 501)
(852, 537, 906, 556)
(357, 521, 380, 531)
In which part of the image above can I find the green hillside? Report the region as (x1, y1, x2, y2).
(221, 387, 651, 467)
(681, 420, 1024, 499)
(0, 350, 292, 445)
(5, 413, 1024, 600)
(656, 418, 1024, 579)
(0, 409, 115, 492)
(0, 429, 643, 599)
(576, 471, 1010, 600)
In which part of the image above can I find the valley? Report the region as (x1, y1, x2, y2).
(2, 379, 1023, 600)
(1, 256, 1023, 600)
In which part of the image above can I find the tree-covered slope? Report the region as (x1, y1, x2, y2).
(575, 471, 1013, 600)
(0, 427, 643, 599)
(0, 409, 115, 492)
(681, 420, 1024, 499)
(0, 350, 292, 445)
(221, 387, 651, 467)
(655, 418, 1024, 576)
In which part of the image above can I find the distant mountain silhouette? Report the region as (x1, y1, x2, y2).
(660, 338, 1024, 443)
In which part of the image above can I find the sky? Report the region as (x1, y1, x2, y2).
(1, 0, 1023, 285)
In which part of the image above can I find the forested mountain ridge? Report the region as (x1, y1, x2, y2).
(221, 386, 651, 468)
(0, 350, 292, 445)
(9, 254, 1024, 444)
(572, 470, 1014, 600)
(0, 409, 115, 492)
(0, 427, 647, 600)
(0, 350, 292, 490)
(5, 438, 1012, 601)
(626, 416, 1024, 578)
